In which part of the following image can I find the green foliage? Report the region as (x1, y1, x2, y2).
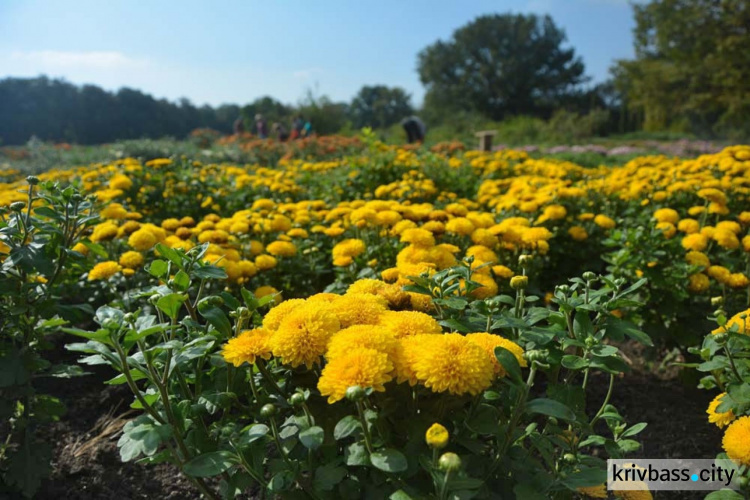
(64, 248, 650, 498)
(349, 85, 414, 130)
(613, 0, 750, 139)
(0, 180, 95, 497)
(418, 13, 586, 121)
(0, 76, 241, 145)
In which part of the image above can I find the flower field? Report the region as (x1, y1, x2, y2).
(2, 136, 750, 499)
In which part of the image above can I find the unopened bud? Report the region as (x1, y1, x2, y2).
(26, 175, 39, 185)
(510, 275, 528, 290)
(582, 271, 597, 282)
(345, 385, 365, 402)
(260, 403, 277, 418)
(438, 452, 461, 472)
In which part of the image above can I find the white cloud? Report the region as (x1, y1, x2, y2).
(9, 50, 149, 70)
(292, 67, 323, 80)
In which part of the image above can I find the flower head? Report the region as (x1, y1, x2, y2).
(412, 334, 494, 396)
(270, 303, 340, 368)
(222, 328, 272, 367)
(317, 347, 393, 403)
(88, 261, 121, 281)
(707, 393, 735, 428)
(425, 423, 449, 449)
(723, 416, 750, 466)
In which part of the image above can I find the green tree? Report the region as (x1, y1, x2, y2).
(349, 85, 413, 129)
(297, 89, 348, 135)
(613, 0, 750, 137)
(240, 96, 291, 134)
(417, 13, 586, 121)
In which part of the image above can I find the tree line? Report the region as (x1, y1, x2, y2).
(1, 0, 747, 145)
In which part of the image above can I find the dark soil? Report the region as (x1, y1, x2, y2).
(29, 353, 722, 500)
(35, 365, 201, 500)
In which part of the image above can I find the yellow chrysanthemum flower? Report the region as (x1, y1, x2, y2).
(328, 293, 387, 328)
(593, 214, 616, 229)
(262, 298, 307, 331)
(88, 261, 122, 281)
(325, 325, 398, 360)
(412, 334, 494, 396)
(576, 484, 607, 498)
(707, 393, 735, 428)
(270, 303, 340, 368)
(466, 332, 527, 377)
(221, 328, 272, 367)
(723, 416, 750, 467)
(128, 228, 157, 251)
(317, 347, 393, 403)
(266, 240, 297, 258)
(425, 423, 449, 449)
(118, 251, 144, 269)
(379, 310, 442, 338)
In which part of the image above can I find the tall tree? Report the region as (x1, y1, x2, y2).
(417, 13, 586, 121)
(349, 85, 413, 129)
(613, 0, 750, 136)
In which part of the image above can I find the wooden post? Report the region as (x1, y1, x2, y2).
(475, 130, 497, 152)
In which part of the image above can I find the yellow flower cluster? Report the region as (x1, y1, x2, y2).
(220, 278, 524, 403)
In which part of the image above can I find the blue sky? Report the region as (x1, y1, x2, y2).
(0, 0, 637, 107)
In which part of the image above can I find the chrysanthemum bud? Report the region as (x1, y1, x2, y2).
(518, 254, 533, 268)
(425, 423, 449, 450)
(438, 452, 462, 472)
(260, 403, 277, 418)
(26, 175, 39, 185)
(582, 271, 597, 281)
(556, 284, 569, 294)
(510, 275, 528, 290)
(713, 332, 728, 345)
(345, 385, 365, 402)
(289, 393, 305, 407)
(711, 296, 724, 306)
(10, 201, 25, 212)
(563, 453, 577, 464)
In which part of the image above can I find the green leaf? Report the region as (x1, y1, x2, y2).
(238, 424, 270, 446)
(0, 353, 29, 387)
(705, 491, 745, 500)
(183, 451, 238, 477)
(313, 463, 347, 491)
(193, 264, 227, 280)
(155, 243, 185, 267)
(156, 293, 186, 320)
(345, 442, 369, 466)
(560, 467, 606, 489)
(494, 346, 523, 383)
(561, 355, 588, 370)
(172, 270, 191, 291)
(573, 311, 593, 338)
(81, 240, 108, 258)
(467, 405, 500, 435)
(390, 490, 415, 500)
(61, 327, 112, 344)
(130, 393, 159, 410)
(334, 416, 362, 440)
(198, 304, 232, 337)
(525, 398, 576, 421)
(606, 318, 653, 347)
(148, 259, 168, 278)
(299, 426, 325, 450)
(370, 448, 408, 473)
(47, 364, 88, 378)
(620, 422, 647, 438)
